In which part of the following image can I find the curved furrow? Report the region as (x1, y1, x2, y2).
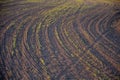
(1, 18, 32, 79)
(72, 17, 116, 78)
(54, 17, 110, 79)
(0, 5, 52, 44)
(0, 4, 51, 26)
(80, 5, 111, 40)
(0, 3, 50, 79)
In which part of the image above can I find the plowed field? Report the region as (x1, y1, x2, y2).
(0, 0, 120, 80)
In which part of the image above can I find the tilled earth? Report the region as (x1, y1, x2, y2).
(0, 0, 120, 80)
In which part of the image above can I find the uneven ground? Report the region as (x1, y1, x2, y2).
(0, 0, 120, 80)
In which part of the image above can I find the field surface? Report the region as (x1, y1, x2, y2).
(0, 0, 120, 80)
